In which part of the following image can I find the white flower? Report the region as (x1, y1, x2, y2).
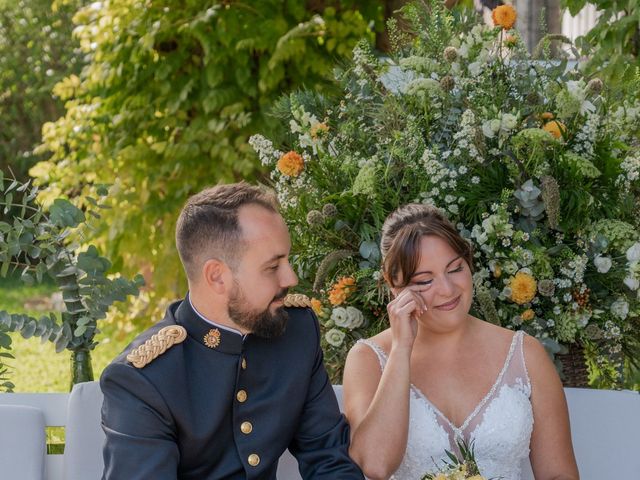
(345, 306, 365, 329)
(610, 298, 629, 320)
(593, 255, 612, 273)
(331, 307, 350, 328)
(324, 328, 346, 347)
(623, 276, 640, 291)
(501, 113, 518, 131)
(626, 242, 640, 262)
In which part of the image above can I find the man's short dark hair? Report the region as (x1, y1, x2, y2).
(175, 182, 279, 280)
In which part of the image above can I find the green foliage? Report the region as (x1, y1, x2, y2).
(0, 172, 142, 391)
(0, 0, 84, 179)
(31, 0, 383, 330)
(254, 2, 640, 385)
(562, 0, 640, 96)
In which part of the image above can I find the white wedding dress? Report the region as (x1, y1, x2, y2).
(359, 330, 534, 480)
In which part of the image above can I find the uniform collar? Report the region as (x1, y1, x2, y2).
(173, 297, 244, 355)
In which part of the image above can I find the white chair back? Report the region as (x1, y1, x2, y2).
(63, 382, 106, 480)
(0, 405, 46, 480)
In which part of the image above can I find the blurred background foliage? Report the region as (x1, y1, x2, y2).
(0, 0, 84, 179)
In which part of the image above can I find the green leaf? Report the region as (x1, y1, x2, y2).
(49, 198, 85, 227)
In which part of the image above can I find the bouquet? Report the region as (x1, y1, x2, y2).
(422, 440, 489, 480)
(251, 1, 640, 385)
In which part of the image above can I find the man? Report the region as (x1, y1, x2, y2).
(100, 182, 363, 479)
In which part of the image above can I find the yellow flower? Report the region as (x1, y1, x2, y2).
(493, 264, 502, 278)
(540, 111, 555, 120)
(310, 122, 329, 139)
(433, 475, 447, 480)
(310, 298, 323, 316)
(510, 272, 537, 305)
(328, 276, 356, 306)
(467, 476, 487, 480)
(492, 5, 517, 29)
(277, 151, 304, 177)
(521, 308, 535, 321)
(542, 120, 565, 139)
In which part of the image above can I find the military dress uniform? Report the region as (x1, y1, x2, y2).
(100, 295, 363, 480)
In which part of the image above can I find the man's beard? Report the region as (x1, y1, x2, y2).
(228, 282, 289, 338)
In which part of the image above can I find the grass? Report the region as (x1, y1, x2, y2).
(0, 274, 137, 392)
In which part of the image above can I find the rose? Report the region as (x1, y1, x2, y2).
(324, 328, 346, 347)
(345, 306, 365, 329)
(331, 307, 349, 328)
(331, 306, 365, 329)
(594, 255, 612, 273)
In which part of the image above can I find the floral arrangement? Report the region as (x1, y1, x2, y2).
(250, 1, 640, 385)
(422, 439, 486, 480)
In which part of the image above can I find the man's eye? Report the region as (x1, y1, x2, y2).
(268, 265, 278, 271)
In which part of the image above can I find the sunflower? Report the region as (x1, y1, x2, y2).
(510, 271, 537, 305)
(492, 5, 517, 30)
(277, 151, 304, 177)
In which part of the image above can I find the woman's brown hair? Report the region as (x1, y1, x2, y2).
(380, 204, 474, 288)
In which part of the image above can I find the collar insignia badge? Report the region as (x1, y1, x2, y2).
(203, 328, 221, 348)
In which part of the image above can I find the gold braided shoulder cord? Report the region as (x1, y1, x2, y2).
(283, 293, 311, 308)
(126, 325, 187, 368)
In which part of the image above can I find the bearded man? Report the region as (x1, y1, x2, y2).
(100, 182, 363, 479)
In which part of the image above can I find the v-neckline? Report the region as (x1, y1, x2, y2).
(410, 331, 520, 435)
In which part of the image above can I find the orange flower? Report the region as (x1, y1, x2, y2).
(310, 122, 329, 139)
(521, 309, 535, 321)
(540, 112, 555, 120)
(504, 34, 518, 47)
(277, 151, 304, 177)
(310, 298, 323, 316)
(542, 120, 566, 139)
(328, 276, 356, 306)
(510, 272, 537, 305)
(492, 5, 517, 30)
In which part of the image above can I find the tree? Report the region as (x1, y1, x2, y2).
(31, 1, 385, 328)
(0, 0, 84, 180)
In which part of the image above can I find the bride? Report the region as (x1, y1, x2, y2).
(343, 204, 579, 480)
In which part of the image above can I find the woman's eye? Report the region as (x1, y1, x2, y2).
(449, 266, 464, 273)
(414, 280, 433, 286)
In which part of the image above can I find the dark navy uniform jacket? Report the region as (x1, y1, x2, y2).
(100, 298, 363, 479)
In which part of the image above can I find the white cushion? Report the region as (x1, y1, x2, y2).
(0, 405, 46, 480)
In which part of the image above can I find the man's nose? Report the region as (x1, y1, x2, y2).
(281, 262, 298, 288)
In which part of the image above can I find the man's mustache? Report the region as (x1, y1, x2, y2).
(273, 289, 288, 302)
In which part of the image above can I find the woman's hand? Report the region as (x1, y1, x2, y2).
(387, 285, 427, 351)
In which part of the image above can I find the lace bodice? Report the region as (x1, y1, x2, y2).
(359, 330, 533, 480)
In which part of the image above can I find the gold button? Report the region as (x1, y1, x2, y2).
(236, 390, 247, 403)
(241, 358, 247, 370)
(247, 453, 260, 467)
(241, 421, 253, 434)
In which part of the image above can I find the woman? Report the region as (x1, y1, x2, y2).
(343, 204, 579, 480)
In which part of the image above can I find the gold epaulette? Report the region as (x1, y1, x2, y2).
(283, 293, 312, 308)
(126, 325, 188, 369)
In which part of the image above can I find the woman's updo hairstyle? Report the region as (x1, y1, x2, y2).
(380, 203, 473, 288)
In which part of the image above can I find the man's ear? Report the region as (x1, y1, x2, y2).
(202, 258, 230, 294)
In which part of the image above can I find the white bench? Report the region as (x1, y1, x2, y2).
(0, 382, 638, 479)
